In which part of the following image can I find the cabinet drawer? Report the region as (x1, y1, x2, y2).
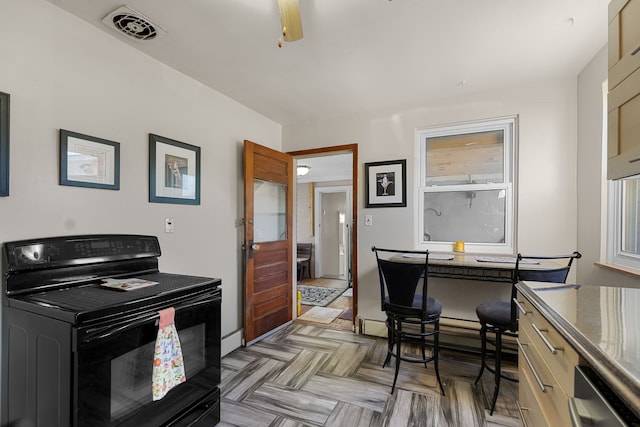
(518, 369, 549, 427)
(609, 0, 640, 89)
(519, 369, 566, 426)
(515, 295, 579, 394)
(518, 332, 571, 426)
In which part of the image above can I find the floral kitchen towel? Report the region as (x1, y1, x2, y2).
(152, 307, 186, 401)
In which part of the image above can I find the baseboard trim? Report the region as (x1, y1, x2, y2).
(221, 329, 243, 357)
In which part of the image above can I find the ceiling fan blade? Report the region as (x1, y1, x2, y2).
(278, 0, 303, 42)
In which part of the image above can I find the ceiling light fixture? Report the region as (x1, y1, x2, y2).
(277, 0, 303, 48)
(297, 165, 310, 176)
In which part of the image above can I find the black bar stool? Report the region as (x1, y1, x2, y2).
(474, 251, 581, 414)
(372, 246, 445, 395)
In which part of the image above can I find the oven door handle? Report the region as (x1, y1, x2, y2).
(81, 294, 217, 344)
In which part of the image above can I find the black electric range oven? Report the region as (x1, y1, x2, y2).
(1, 234, 221, 427)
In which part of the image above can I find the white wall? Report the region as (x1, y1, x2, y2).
(283, 79, 580, 322)
(0, 0, 281, 350)
(577, 46, 640, 288)
(296, 183, 313, 244)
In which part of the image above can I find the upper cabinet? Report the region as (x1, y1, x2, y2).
(609, 0, 640, 89)
(608, 0, 640, 180)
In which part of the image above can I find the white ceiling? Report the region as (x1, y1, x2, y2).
(45, 0, 608, 126)
(296, 154, 352, 184)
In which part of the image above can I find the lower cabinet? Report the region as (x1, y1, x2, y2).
(518, 364, 554, 427)
(515, 292, 580, 426)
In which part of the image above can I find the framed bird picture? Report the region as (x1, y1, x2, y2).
(364, 159, 406, 208)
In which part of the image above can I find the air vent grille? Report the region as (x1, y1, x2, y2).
(101, 6, 166, 42)
(112, 13, 157, 40)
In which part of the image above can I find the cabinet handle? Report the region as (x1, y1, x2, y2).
(628, 157, 640, 164)
(568, 397, 584, 427)
(531, 323, 563, 354)
(517, 338, 552, 393)
(513, 298, 530, 315)
(632, 46, 640, 56)
(516, 401, 529, 427)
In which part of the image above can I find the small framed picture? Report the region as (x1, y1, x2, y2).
(365, 159, 406, 208)
(0, 91, 9, 196)
(59, 129, 120, 190)
(149, 133, 200, 205)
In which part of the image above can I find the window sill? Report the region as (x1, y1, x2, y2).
(595, 262, 640, 278)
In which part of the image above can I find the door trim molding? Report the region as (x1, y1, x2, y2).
(287, 144, 359, 328)
(314, 185, 352, 279)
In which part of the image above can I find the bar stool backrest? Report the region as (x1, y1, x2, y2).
(372, 247, 430, 318)
(510, 251, 582, 326)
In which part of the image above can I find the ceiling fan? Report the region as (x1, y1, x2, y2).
(277, 0, 303, 47)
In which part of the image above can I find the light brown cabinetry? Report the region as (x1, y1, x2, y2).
(515, 294, 579, 426)
(608, 0, 640, 180)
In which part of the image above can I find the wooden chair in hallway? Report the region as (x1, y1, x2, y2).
(297, 243, 312, 280)
(372, 246, 445, 395)
(474, 251, 581, 415)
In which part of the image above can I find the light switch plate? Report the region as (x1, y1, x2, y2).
(365, 215, 373, 226)
(165, 217, 174, 233)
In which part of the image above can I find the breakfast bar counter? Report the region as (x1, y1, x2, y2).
(516, 280, 640, 420)
(388, 253, 570, 323)
(430, 253, 563, 281)
(397, 252, 565, 282)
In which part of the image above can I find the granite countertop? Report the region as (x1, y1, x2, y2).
(516, 280, 640, 419)
(394, 253, 565, 283)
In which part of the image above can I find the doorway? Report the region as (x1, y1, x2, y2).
(288, 144, 358, 332)
(315, 186, 351, 283)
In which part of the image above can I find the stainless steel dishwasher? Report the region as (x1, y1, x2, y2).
(569, 366, 638, 427)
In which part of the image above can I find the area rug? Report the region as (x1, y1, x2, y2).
(298, 285, 345, 307)
(298, 306, 343, 324)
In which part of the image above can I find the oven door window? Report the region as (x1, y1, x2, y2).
(76, 298, 220, 427)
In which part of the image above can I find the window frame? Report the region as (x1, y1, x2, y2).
(607, 177, 640, 270)
(414, 116, 518, 254)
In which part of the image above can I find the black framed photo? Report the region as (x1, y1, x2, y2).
(0, 91, 9, 196)
(149, 133, 200, 205)
(365, 159, 406, 208)
(59, 129, 120, 190)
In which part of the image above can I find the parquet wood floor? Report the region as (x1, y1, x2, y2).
(220, 323, 520, 426)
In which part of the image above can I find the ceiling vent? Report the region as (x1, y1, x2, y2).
(101, 6, 166, 42)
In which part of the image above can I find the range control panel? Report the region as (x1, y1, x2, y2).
(3, 235, 161, 271)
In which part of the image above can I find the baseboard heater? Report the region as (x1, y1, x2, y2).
(358, 317, 517, 356)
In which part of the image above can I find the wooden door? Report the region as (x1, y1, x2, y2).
(243, 140, 293, 345)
